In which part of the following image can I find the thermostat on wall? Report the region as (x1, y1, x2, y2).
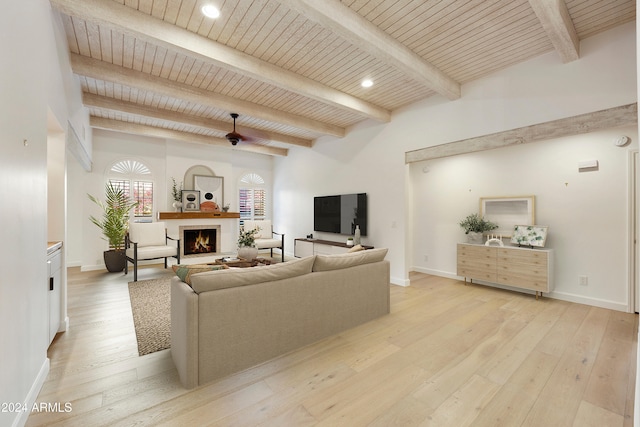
(578, 160, 598, 171)
(614, 135, 630, 147)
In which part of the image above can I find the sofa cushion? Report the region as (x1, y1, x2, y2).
(189, 255, 315, 293)
(312, 248, 388, 272)
(347, 244, 365, 253)
(172, 264, 228, 285)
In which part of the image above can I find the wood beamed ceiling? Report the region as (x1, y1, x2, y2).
(50, 0, 635, 156)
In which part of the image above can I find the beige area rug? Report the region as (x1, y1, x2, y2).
(128, 277, 171, 356)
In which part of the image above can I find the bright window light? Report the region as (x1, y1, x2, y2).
(361, 79, 373, 88)
(201, 4, 220, 19)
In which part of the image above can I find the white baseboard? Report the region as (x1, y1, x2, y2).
(13, 358, 49, 427)
(411, 268, 629, 312)
(391, 276, 410, 287)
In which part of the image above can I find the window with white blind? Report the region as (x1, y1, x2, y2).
(238, 173, 267, 226)
(108, 160, 154, 223)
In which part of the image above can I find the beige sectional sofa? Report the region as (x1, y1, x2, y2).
(170, 248, 390, 388)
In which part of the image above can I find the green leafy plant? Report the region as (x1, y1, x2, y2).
(88, 183, 139, 251)
(459, 213, 498, 234)
(170, 177, 183, 203)
(238, 226, 260, 247)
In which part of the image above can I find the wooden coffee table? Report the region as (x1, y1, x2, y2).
(210, 257, 272, 268)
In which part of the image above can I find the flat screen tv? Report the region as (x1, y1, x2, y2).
(314, 193, 367, 236)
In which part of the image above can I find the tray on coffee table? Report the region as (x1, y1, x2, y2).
(210, 257, 272, 268)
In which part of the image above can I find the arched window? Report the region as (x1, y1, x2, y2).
(108, 160, 154, 222)
(238, 172, 266, 225)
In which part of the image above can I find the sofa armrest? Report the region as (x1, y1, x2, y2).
(171, 277, 199, 388)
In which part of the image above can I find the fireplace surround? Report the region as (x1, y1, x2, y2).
(180, 225, 221, 258)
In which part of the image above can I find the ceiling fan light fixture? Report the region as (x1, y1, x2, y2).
(226, 113, 243, 145)
(201, 4, 220, 19)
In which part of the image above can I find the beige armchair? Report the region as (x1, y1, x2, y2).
(243, 220, 284, 262)
(125, 222, 180, 281)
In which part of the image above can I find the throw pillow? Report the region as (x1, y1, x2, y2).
(347, 244, 364, 253)
(172, 264, 228, 285)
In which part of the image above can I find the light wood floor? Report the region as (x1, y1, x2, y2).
(27, 266, 637, 426)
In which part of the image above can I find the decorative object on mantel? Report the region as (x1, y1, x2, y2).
(484, 234, 504, 247)
(459, 213, 498, 244)
(88, 182, 139, 272)
(346, 237, 354, 246)
(194, 175, 223, 212)
(171, 177, 183, 212)
(354, 225, 361, 245)
(237, 226, 260, 260)
(182, 190, 200, 211)
(511, 225, 548, 248)
(222, 203, 230, 212)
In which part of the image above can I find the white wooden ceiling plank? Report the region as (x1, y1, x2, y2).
(140, 43, 157, 74)
(278, 25, 328, 73)
(60, 14, 80, 54)
(150, 0, 168, 20)
(131, 37, 147, 71)
(97, 25, 113, 63)
(175, 56, 197, 84)
(72, 17, 92, 57)
(137, 0, 153, 15)
(242, 3, 291, 56)
(248, 8, 300, 59)
(224, 0, 272, 50)
(174, 0, 198, 29)
(158, 49, 177, 79)
(386, 0, 460, 47)
(121, 34, 136, 69)
(412, 1, 533, 59)
(425, 11, 543, 68)
(215, 0, 251, 45)
(278, 0, 460, 100)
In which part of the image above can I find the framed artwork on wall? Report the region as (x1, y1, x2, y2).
(194, 175, 223, 212)
(181, 190, 200, 211)
(480, 195, 535, 237)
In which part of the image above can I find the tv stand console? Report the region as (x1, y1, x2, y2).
(294, 238, 373, 258)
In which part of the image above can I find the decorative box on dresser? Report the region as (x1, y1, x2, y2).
(457, 243, 553, 299)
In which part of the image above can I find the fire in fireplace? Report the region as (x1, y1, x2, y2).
(182, 226, 220, 257)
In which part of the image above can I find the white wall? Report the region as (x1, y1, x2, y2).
(273, 22, 637, 289)
(72, 131, 274, 271)
(411, 125, 638, 310)
(0, 2, 88, 426)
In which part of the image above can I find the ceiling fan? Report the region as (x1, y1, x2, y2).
(225, 113, 245, 145)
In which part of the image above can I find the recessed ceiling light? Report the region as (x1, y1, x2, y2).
(361, 79, 373, 88)
(201, 4, 220, 19)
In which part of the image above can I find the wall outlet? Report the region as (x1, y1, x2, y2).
(424, 254, 428, 262)
(579, 275, 588, 286)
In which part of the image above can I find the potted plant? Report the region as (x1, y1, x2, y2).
(88, 183, 139, 272)
(237, 225, 260, 260)
(171, 177, 183, 211)
(459, 213, 498, 244)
